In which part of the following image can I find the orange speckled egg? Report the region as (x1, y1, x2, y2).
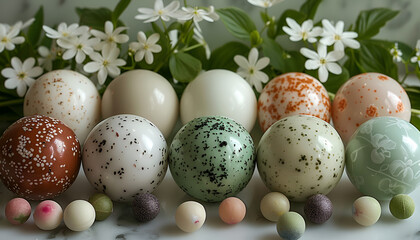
(258, 72, 331, 132)
(332, 73, 411, 144)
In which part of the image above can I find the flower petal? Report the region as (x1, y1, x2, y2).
(1, 68, 16, 78)
(248, 48, 259, 66)
(145, 51, 154, 64)
(26, 66, 43, 78)
(286, 17, 301, 32)
(107, 65, 120, 77)
(318, 65, 329, 82)
(22, 58, 35, 72)
(16, 81, 27, 97)
(300, 47, 319, 60)
(326, 62, 342, 75)
(97, 67, 108, 85)
(4, 78, 18, 89)
(342, 38, 360, 49)
(305, 59, 321, 70)
(233, 55, 249, 69)
(84, 62, 101, 73)
(255, 57, 270, 70)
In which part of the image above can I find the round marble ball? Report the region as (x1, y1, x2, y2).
(257, 115, 345, 202)
(89, 193, 113, 221)
(219, 197, 246, 224)
(260, 192, 290, 222)
(276, 211, 305, 240)
(33, 200, 63, 230)
(5, 198, 31, 224)
(332, 72, 411, 144)
(82, 114, 168, 202)
(175, 201, 206, 233)
(169, 116, 255, 203)
(346, 117, 420, 200)
(180, 69, 257, 132)
(0, 115, 81, 200)
(389, 194, 415, 219)
(101, 69, 179, 139)
(132, 193, 160, 222)
(352, 196, 381, 226)
(304, 194, 333, 224)
(258, 72, 331, 132)
(24, 69, 101, 144)
(64, 200, 96, 232)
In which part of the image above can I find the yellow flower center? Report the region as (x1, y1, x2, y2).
(77, 44, 83, 50)
(107, 37, 115, 43)
(18, 72, 26, 80)
(158, 9, 163, 15)
(144, 44, 149, 50)
(103, 60, 109, 67)
(302, 31, 308, 40)
(334, 34, 341, 41)
(1, 37, 7, 43)
(320, 58, 326, 65)
(249, 67, 255, 75)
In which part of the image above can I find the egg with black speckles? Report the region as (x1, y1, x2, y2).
(257, 115, 345, 202)
(82, 114, 168, 202)
(24, 70, 101, 144)
(169, 116, 255, 203)
(0, 115, 81, 200)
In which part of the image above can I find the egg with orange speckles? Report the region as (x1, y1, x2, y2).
(0, 115, 81, 200)
(24, 70, 101, 144)
(332, 72, 411, 144)
(258, 72, 331, 132)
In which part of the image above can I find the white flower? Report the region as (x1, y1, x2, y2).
(129, 31, 162, 64)
(247, 0, 284, 8)
(415, 39, 420, 52)
(43, 23, 89, 42)
(83, 45, 126, 85)
(59, 33, 99, 64)
(91, 21, 129, 50)
(282, 18, 322, 43)
(1, 57, 43, 97)
(320, 19, 360, 51)
(410, 51, 420, 67)
(234, 48, 270, 92)
(135, 0, 180, 23)
(390, 42, 402, 63)
(0, 23, 25, 53)
(193, 28, 211, 59)
(177, 6, 216, 32)
(300, 44, 344, 82)
(37, 45, 58, 71)
(206, 6, 220, 21)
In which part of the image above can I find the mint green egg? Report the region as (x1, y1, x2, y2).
(346, 117, 420, 200)
(169, 116, 255, 203)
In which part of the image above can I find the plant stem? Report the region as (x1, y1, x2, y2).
(181, 43, 204, 52)
(412, 108, 420, 115)
(400, 62, 410, 84)
(161, 19, 168, 32)
(0, 99, 24, 107)
(184, 0, 188, 7)
(328, 91, 335, 100)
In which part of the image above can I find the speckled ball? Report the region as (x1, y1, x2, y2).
(24, 69, 101, 144)
(0, 115, 81, 200)
(132, 193, 160, 222)
(304, 194, 333, 224)
(352, 196, 381, 226)
(346, 117, 420, 200)
(5, 198, 31, 224)
(389, 194, 415, 219)
(89, 193, 113, 221)
(276, 211, 305, 240)
(33, 200, 63, 230)
(82, 114, 168, 202)
(169, 116, 255, 203)
(257, 115, 345, 202)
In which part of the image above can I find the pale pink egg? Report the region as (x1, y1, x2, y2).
(219, 197, 246, 224)
(258, 72, 331, 132)
(5, 198, 31, 224)
(332, 73, 411, 144)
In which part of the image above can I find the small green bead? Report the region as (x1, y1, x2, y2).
(389, 194, 415, 219)
(276, 211, 305, 240)
(89, 193, 113, 221)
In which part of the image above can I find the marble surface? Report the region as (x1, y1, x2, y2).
(1, 122, 420, 240)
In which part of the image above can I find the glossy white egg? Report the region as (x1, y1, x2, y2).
(101, 70, 179, 139)
(82, 114, 168, 202)
(180, 69, 257, 132)
(23, 69, 101, 144)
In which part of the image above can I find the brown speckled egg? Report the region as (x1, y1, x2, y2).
(0, 115, 81, 200)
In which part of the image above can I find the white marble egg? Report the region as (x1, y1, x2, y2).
(180, 69, 257, 132)
(257, 115, 345, 202)
(24, 69, 101, 144)
(82, 114, 168, 202)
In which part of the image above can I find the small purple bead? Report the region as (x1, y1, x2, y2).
(132, 193, 160, 222)
(304, 194, 333, 224)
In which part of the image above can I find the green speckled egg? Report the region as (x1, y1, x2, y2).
(257, 115, 345, 202)
(346, 117, 420, 200)
(169, 116, 255, 202)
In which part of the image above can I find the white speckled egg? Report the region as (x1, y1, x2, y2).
(23, 70, 101, 144)
(82, 114, 168, 202)
(257, 115, 345, 202)
(332, 72, 411, 144)
(101, 70, 179, 139)
(180, 69, 257, 132)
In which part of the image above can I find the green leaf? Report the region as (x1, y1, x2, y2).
(405, 87, 420, 111)
(299, 0, 323, 19)
(344, 49, 362, 77)
(262, 38, 305, 73)
(368, 39, 415, 63)
(27, 6, 43, 46)
(169, 52, 202, 83)
(111, 0, 131, 25)
(411, 114, 420, 131)
(208, 41, 249, 71)
(322, 67, 349, 93)
(77, 7, 120, 31)
(216, 7, 257, 40)
(276, 10, 307, 35)
(355, 8, 399, 40)
(359, 41, 398, 79)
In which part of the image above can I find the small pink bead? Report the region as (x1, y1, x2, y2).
(33, 200, 63, 230)
(5, 198, 32, 224)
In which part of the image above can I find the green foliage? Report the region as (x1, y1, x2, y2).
(216, 7, 257, 40)
(276, 10, 306, 36)
(299, 0, 323, 20)
(359, 41, 399, 80)
(112, 0, 131, 25)
(208, 41, 249, 71)
(169, 52, 202, 83)
(27, 6, 43, 46)
(355, 8, 399, 40)
(262, 38, 305, 73)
